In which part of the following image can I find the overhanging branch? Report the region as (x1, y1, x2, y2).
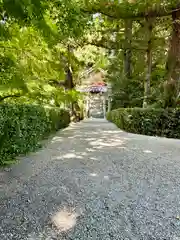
(82, 8, 116, 19)
(82, 4, 180, 20)
(83, 39, 150, 51)
(0, 94, 21, 102)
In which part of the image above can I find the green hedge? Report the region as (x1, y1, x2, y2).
(0, 104, 70, 165)
(106, 108, 180, 138)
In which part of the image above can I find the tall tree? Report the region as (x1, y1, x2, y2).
(124, 19, 132, 78)
(143, 18, 154, 107)
(164, 7, 180, 107)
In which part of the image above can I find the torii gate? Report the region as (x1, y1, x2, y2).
(77, 82, 112, 119)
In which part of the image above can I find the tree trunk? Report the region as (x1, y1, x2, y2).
(164, 8, 180, 107)
(65, 44, 75, 90)
(124, 20, 132, 79)
(143, 19, 153, 108)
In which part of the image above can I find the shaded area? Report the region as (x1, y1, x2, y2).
(1, 119, 180, 239)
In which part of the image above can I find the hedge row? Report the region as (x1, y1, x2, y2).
(0, 104, 70, 165)
(106, 108, 180, 138)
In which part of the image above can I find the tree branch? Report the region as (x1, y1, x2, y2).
(82, 8, 116, 19)
(82, 4, 180, 20)
(85, 40, 117, 49)
(0, 94, 21, 102)
(48, 79, 65, 87)
(84, 39, 148, 51)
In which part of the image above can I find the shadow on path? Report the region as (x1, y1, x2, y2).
(1, 119, 180, 239)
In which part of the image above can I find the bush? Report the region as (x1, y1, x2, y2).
(0, 104, 70, 165)
(106, 108, 180, 139)
(47, 108, 70, 131)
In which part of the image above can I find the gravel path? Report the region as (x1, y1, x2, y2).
(1, 118, 180, 240)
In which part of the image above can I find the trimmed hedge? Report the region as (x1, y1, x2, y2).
(0, 104, 70, 165)
(106, 108, 180, 139)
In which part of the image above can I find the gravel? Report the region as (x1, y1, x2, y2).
(1, 118, 180, 239)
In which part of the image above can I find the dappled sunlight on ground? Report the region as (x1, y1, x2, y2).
(103, 130, 123, 134)
(90, 173, 97, 177)
(63, 153, 83, 159)
(118, 146, 127, 149)
(45, 119, 157, 165)
(51, 208, 77, 232)
(143, 150, 152, 153)
(85, 138, 97, 141)
(89, 157, 98, 160)
(89, 138, 124, 148)
(2, 119, 180, 239)
(86, 148, 96, 152)
(89, 173, 110, 181)
(76, 152, 88, 156)
(26, 208, 80, 240)
(51, 136, 63, 144)
(54, 153, 84, 160)
(104, 175, 109, 180)
(49, 121, 130, 163)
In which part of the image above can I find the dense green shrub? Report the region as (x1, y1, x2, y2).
(47, 108, 70, 131)
(106, 108, 180, 139)
(0, 104, 70, 165)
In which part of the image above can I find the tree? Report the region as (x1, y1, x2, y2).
(1, 0, 180, 110)
(0, 0, 91, 107)
(164, 7, 180, 107)
(80, 0, 180, 108)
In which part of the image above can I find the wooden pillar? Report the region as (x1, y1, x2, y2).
(103, 94, 106, 119)
(107, 83, 112, 112)
(108, 96, 112, 112)
(86, 95, 90, 118)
